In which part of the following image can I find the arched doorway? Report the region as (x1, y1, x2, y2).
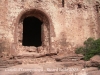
(22, 16, 43, 47)
(15, 9, 51, 53)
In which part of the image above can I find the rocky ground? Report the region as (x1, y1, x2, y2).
(0, 52, 100, 75)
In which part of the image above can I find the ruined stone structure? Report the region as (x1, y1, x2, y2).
(0, 0, 100, 56)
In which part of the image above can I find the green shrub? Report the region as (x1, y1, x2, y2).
(75, 38, 100, 61)
(75, 47, 84, 54)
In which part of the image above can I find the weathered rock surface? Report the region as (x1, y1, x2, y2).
(90, 55, 100, 67)
(88, 70, 100, 75)
(0, 0, 100, 55)
(0, 0, 100, 75)
(0, 53, 100, 75)
(0, 63, 99, 75)
(90, 55, 100, 63)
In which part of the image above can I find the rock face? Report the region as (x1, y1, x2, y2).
(0, 0, 100, 55)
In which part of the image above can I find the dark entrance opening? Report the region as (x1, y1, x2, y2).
(22, 16, 43, 47)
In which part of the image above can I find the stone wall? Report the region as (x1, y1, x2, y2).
(0, 0, 100, 55)
(0, 0, 10, 55)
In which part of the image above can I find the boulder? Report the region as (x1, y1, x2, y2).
(90, 55, 100, 63)
(90, 55, 100, 67)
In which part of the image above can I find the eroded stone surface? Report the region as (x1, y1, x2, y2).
(0, 0, 100, 55)
(0, 1, 100, 74)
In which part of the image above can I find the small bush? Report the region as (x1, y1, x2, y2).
(75, 38, 100, 61)
(75, 47, 84, 54)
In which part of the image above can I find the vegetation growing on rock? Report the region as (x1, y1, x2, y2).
(75, 38, 100, 61)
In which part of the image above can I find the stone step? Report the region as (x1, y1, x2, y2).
(16, 52, 57, 59)
(52, 54, 84, 62)
(0, 65, 8, 68)
(0, 59, 22, 71)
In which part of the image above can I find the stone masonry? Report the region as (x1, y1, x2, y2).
(0, 0, 100, 56)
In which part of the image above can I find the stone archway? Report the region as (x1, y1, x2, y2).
(14, 9, 52, 54)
